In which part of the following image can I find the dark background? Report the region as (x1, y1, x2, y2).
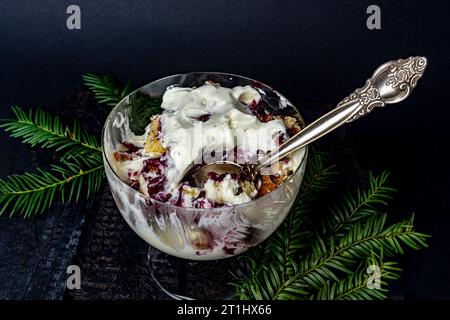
(0, 0, 449, 299)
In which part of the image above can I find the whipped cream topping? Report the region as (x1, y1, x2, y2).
(159, 84, 286, 192)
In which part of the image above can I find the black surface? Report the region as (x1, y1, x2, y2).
(0, 0, 449, 299)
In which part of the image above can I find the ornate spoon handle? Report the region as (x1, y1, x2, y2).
(255, 56, 428, 172)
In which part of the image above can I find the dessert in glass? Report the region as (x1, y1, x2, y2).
(102, 72, 308, 298)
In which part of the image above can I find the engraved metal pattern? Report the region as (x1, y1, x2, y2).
(338, 80, 385, 122)
(339, 56, 428, 122)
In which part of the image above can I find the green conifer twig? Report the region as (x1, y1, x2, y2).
(0, 155, 104, 217)
(0, 106, 102, 158)
(82, 73, 132, 107)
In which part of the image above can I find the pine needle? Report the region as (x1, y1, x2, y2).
(315, 254, 401, 300)
(0, 106, 102, 159)
(83, 73, 162, 134)
(322, 171, 398, 238)
(82, 73, 133, 108)
(0, 73, 137, 217)
(0, 154, 104, 218)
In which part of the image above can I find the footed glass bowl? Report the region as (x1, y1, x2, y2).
(102, 72, 308, 261)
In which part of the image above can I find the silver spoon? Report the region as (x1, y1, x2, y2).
(182, 56, 428, 186)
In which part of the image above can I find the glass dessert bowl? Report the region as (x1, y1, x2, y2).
(102, 72, 308, 261)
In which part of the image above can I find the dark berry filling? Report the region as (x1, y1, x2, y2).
(193, 114, 211, 122)
(147, 176, 166, 195)
(142, 157, 166, 175)
(129, 180, 140, 191)
(122, 142, 140, 153)
(248, 100, 274, 123)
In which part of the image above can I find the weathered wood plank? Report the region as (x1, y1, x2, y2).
(0, 201, 90, 299)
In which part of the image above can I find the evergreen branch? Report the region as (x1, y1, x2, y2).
(299, 149, 338, 201)
(82, 73, 132, 107)
(315, 255, 401, 300)
(0, 155, 104, 218)
(82, 73, 162, 134)
(0, 106, 102, 158)
(322, 171, 397, 238)
(129, 92, 163, 134)
(271, 214, 428, 300)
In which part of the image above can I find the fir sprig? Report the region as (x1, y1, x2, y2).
(82, 73, 162, 134)
(82, 73, 133, 107)
(0, 155, 103, 217)
(0, 106, 102, 159)
(272, 214, 427, 300)
(0, 73, 133, 217)
(315, 254, 401, 300)
(322, 171, 397, 237)
(0, 104, 105, 217)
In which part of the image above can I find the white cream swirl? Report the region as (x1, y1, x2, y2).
(159, 84, 286, 192)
